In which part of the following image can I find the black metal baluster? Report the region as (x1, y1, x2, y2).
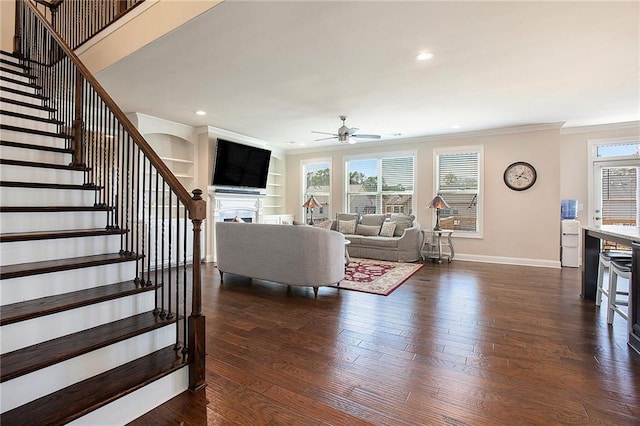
(138, 154, 146, 287)
(133, 145, 141, 281)
(160, 178, 171, 318)
(166, 191, 173, 320)
(182, 208, 188, 355)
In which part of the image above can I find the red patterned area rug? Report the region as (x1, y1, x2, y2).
(332, 258, 423, 296)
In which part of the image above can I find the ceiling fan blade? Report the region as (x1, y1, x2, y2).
(346, 127, 360, 136)
(315, 136, 338, 141)
(352, 134, 381, 139)
(311, 131, 338, 136)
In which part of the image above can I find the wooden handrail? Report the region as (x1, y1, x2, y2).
(23, 0, 197, 213)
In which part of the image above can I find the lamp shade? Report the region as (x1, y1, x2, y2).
(302, 195, 321, 209)
(428, 195, 449, 209)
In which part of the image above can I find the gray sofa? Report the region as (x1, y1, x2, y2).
(215, 222, 346, 298)
(327, 213, 421, 262)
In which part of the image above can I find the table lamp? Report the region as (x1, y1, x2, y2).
(302, 195, 321, 225)
(428, 195, 449, 231)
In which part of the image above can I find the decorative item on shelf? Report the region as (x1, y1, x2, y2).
(428, 195, 450, 231)
(302, 195, 321, 225)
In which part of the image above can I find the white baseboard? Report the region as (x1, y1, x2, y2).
(454, 253, 562, 269)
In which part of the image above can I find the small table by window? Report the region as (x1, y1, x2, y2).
(421, 230, 454, 263)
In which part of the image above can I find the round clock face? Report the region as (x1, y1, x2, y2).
(503, 161, 537, 191)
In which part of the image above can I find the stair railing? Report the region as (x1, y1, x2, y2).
(14, 0, 206, 391)
(17, 0, 145, 51)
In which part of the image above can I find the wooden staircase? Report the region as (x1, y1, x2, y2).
(0, 50, 190, 424)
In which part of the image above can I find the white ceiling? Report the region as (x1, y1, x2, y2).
(97, 0, 640, 151)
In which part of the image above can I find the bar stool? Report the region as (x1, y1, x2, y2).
(595, 251, 631, 307)
(607, 259, 632, 333)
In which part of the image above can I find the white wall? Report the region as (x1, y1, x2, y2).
(285, 122, 639, 267)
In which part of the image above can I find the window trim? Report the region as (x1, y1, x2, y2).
(587, 137, 639, 227)
(433, 145, 484, 238)
(343, 150, 417, 216)
(301, 157, 332, 222)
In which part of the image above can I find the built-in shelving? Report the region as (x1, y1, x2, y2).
(140, 133, 196, 217)
(263, 156, 285, 216)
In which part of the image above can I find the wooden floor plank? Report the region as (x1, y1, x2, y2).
(130, 261, 640, 425)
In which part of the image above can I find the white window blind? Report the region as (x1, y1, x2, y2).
(436, 150, 480, 233)
(601, 166, 638, 225)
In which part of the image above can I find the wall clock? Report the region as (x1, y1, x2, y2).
(503, 161, 537, 191)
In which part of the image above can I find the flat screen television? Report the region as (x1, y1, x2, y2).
(211, 139, 271, 189)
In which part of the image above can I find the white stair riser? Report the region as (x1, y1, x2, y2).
(0, 129, 67, 148)
(70, 368, 188, 426)
(0, 210, 109, 233)
(0, 186, 97, 207)
(1, 234, 123, 266)
(0, 164, 84, 185)
(0, 79, 37, 95)
(1, 102, 51, 119)
(0, 325, 177, 413)
(0, 69, 31, 83)
(1, 292, 157, 353)
(0, 114, 58, 133)
(1, 262, 137, 305)
(0, 145, 71, 165)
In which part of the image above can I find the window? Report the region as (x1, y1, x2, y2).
(434, 146, 483, 236)
(345, 153, 415, 216)
(302, 160, 331, 222)
(589, 138, 639, 228)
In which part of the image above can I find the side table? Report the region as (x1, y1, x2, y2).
(421, 230, 454, 263)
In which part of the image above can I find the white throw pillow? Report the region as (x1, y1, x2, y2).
(379, 221, 397, 237)
(338, 219, 357, 234)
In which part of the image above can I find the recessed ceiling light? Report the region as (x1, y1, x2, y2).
(285, 141, 297, 145)
(450, 124, 461, 129)
(415, 51, 434, 62)
(195, 110, 207, 116)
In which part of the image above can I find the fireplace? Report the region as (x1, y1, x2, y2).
(206, 187, 265, 261)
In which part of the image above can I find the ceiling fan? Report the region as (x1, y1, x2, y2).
(312, 116, 381, 144)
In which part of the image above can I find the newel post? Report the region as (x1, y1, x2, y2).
(72, 67, 84, 166)
(188, 189, 206, 391)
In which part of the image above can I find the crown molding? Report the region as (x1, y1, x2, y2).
(559, 120, 640, 135)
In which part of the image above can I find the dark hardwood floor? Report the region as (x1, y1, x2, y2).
(130, 260, 639, 425)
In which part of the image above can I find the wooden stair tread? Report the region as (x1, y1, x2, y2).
(0, 227, 127, 243)
(0, 66, 37, 81)
(0, 57, 30, 71)
(0, 253, 141, 280)
(0, 312, 176, 382)
(0, 86, 46, 101)
(0, 109, 62, 125)
(0, 140, 72, 154)
(0, 280, 154, 326)
(0, 280, 156, 327)
(1, 345, 186, 425)
(0, 205, 112, 213)
(0, 124, 70, 138)
(0, 180, 100, 190)
(0, 159, 86, 171)
(0, 76, 42, 91)
(0, 97, 55, 112)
